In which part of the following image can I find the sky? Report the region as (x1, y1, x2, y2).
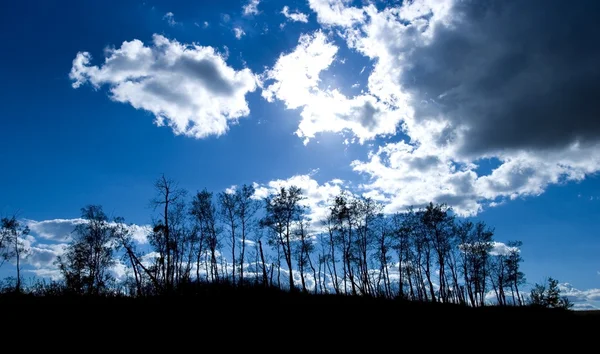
(0, 0, 599, 308)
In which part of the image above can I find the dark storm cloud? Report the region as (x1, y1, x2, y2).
(401, 0, 600, 155)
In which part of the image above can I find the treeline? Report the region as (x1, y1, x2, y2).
(0, 176, 568, 308)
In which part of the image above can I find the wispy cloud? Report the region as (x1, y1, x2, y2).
(162, 12, 179, 27)
(233, 27, 246, 39)
(242, 0, 260, 16)
(281, 6, 309, 23)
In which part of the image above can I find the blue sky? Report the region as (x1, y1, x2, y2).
(0, 0, 599, 306)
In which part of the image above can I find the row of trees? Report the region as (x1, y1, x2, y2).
(2, 176, 531, 306)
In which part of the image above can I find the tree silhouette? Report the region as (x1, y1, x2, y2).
(0, 216, 29, 292)
(0, 175, 555, 316)
(56, 205, 118, 295)
(236, 184, 260, 286)
(261, 186, 304, 291)
(191, 189, 222, 283)
(530, 277, 571, 309)
(149, 175, 189, 291)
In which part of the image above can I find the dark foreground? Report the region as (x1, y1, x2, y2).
(2, 283, 597, 347)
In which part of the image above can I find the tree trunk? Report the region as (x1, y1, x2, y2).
(240, 222, 246, 286)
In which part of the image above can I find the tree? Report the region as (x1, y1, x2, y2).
(505, 240, 525, 306)
(217, 184, 260, 286)
(457, 220, 494, 307)
(236, 184, 259, 286)
(330, 192, 357, 295)
(529, 277, 570, 309)
(219, 190, 239, 285)
(261, 186, 304, 291)
(191, 189, 222, 283)
(149, 175, 188, 291)
(57, 205, 118, 295)
(324, 213, 340, 294)
(0, 216, 30, 292)
(294, 217, 314, 293)
(353, 197, 381, 296)
(113, 218, 161, 296)
(423, 203, 454, 303)
(373, 215, 392, 298)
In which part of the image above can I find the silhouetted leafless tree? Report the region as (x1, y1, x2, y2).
(191, 189, 222, 283)
(261, 186, 304, 291)
(56, 205, 118, 295)
(237, 184, 259, 286)
(149, 175, 188, 291)
(0, 216, 29, 292)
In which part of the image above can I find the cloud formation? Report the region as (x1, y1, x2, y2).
(233, 27, 246, 39)
(281, 6, 309, 23)
(559, 283, 600, 310)
(26, 218, 149, 244)
(242, 0, 260, 16)
(305, 0, 600, 215)
(162, 12, 178, 27)
(262, 31, 403, 144)
(70, 34, 257, 138)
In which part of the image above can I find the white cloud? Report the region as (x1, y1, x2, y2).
(281, 6, 309, 23)
(352, 140, 600, 215)
(242, 0, 260, 16)
(262, 32, 337, 109)
(25, 218, 149, 244)
(307, 0, 365, 27)
(303, 0, 600, 215)
(489, 242, 518, 257)
(352, 141, 482, 216)
(26, 268, 62, 281)
(125, 224, 151, 244)
(559, 283, 600, 307)
(262, 31, 404, 144)
(27, 243, 68, 268)
(573, 303, 598, 311)
(163, 12, 179, 27)
(253, 174, 348, 228)
(70, 34, 257, 139)
(224, 185, 237, 194)
(233, 27, 246, 39)
(25, 218, 83, 242)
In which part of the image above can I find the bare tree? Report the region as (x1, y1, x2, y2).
(373, 214, 392, 298)
(456, 220, 494, 306)
(392, 212, 412, 299)
(57, 205, 118, 295)
(236, 184, 260, 286)
(330, 192, 357, 295)
(112, 218, 165, 295)
(353, 197, 381, 296)
(149, 175, 187, 291)
(423, 203, 455, 303)
(0, 216, 29, 292)
(505, 240, 525, 306)
(324, 213, 340, 294)
(261, 186, 304, 291)
(294, 217, 314, 293)
(489, 252, 508, 306)
(219, 190, 239, 285)
(191, 189, 221, 283)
